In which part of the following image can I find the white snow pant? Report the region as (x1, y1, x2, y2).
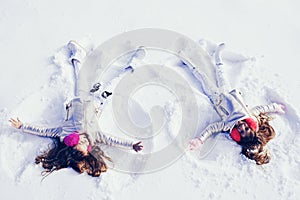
(72, 60, 81, 97)
(189, 43, 231, 111)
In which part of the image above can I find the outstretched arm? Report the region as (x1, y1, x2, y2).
(95, 131, 143, 152)
(251, 103, 285, 116)
(9, 117, 62, 138)
(189, 121, 225, 150)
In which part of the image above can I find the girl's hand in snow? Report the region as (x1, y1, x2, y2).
(133, 141, 143, 152)
(189, 138, 203, 150)
(275, 103, 285, 114)
(9, 117, 23, 129)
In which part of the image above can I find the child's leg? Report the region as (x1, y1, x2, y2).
(184, 55, 220, 106)
(211, 43, 236, 119)
(183, 43, 229, 116)
(214, 43, 231, 92)
(67, 40, 87, 97)
(192, 69, 217, 101)
(72, 60, 81, 96)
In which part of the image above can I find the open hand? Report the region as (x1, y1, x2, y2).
(189, 138, 203, 150)
(9, 117, 23, 129)
(133, 141, 143, 152)
(277, 103, 285, 114)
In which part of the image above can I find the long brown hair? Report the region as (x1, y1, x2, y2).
(239, 113, 276, 165)
(35, 138, 111, 177)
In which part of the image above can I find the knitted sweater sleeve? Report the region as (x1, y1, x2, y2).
(251, 102, 283, 116)
(95, 131, 134, 149)
(21, 123, 62, 138)
(196, 121, 225, 142)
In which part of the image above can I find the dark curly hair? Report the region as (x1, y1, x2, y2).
(35, 138, 111, 177)
(239, 113, 276, 165)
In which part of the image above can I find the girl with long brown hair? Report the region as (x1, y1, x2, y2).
(9, 40, 143, 177)
(188, 43, 285, 165)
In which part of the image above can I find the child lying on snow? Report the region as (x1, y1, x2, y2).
(10, 41, 143, 177)
(189, 43, 285, 165)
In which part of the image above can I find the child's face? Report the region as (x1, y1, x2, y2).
(75, 144, 88, 156)
(236, 120, 252, 138)
(74, 134, 90, 155)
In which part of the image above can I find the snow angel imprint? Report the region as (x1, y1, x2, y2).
(9, 41, 143, 177)
(188, 43, 285, 165)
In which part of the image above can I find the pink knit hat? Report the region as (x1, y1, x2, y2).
(63, 132, 80, 147)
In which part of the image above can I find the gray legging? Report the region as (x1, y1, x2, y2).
(72, 59, 81, 97)
(189, 43, 230, 107)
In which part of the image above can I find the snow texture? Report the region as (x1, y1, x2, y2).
(1, 0, 300, 200)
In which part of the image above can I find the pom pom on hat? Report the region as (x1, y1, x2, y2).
(64, 132, 80, 147)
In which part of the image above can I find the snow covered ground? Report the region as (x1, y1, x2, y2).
(1, 0, 300, 199)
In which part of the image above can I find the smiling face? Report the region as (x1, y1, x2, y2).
(74, 145, 88, 156)
(74, 133, 91, 156)
(236, 120, 253, 138)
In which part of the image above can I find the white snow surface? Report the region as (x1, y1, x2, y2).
(1, 0, 300, 200)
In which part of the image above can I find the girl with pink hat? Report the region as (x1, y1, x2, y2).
(188, 43, 285, 165)
(9, 40, 143, 177)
